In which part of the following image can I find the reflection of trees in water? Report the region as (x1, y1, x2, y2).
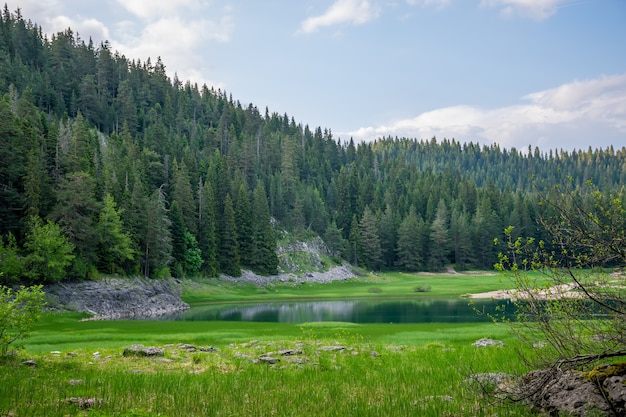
(173, 299, 515, 323)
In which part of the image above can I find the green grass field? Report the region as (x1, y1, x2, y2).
(1, 271, 542, 416)
(182, 270, 540, 304)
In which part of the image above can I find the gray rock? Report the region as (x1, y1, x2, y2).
(256, 356, 280, 364)
(199, 346, 218, 352)
(123, 344, 165, 357)
(66, 397, 102, 409)
(472, 338, 505, 347)
(278, 349, 303, 356)
(178, 343, 196, 352)
(604, 376, 626, 416)
(20, 359, 36, 367)
(523, 369, 611, 416)
(320, 345, 346, 352)
(220, 264, 356, 287)
(45, 277, 189, 320)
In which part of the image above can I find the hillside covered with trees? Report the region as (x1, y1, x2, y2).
(1, 6, 625, 285)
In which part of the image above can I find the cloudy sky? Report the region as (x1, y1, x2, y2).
(9, 0, 626, 151)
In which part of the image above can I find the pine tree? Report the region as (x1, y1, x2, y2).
(251, 181, 278, 276)
(143, 187, 172, 278)
(235, 183, 253, 267)
(428, 199, 450, 271)
(359, 206, 382, 270)
(168, 200, 186, 277)
(219, 194, 240, 277)
(96, 193, 134, 274)
(396, 209, 425, 272)
(197, 178, 218, 276)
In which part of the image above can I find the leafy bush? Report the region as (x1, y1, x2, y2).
(0, 284, 46, 355)
(413, 285, 432, 292)
(368, 287, 382, 293)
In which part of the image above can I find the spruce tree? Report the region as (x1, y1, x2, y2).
(219, 194, 240, 277)
(197, 178, 218, 276)
(235, 183, 253, 267)
(96, 193, 134, 274)
(359, 206, 382, 270)
(396, 209, 424, 272)
(251, 181, 278, 276)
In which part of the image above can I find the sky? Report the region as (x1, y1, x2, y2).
(7, 0, 626, 152)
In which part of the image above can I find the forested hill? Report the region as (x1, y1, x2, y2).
(1, 7, 625, 284)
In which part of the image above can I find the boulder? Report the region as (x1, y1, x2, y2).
(123, 344, 165, 357)
(472, 338, 505, 348)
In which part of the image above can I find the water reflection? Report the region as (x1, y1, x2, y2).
(166, 298, 516, 324)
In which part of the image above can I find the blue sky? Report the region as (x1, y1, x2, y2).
(9, 0, 626, 151)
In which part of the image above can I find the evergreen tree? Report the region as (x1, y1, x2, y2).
(472, 196, 501, 269)
(168, 200, 186, 277)
(396, 209, 425, 272)
(197, 178, 218, 276)
(50, 171, 100, 275)
(143, 187, 172, 278)
(219, 194, 240, 277)
(182, 230, 202, 274)
(428, 199, 450, 271)
(235, 183, 253, 266)
(171, 159, 196, 234)
(323, 220, 346, 258)
(96, 194, 135, 274)
(347, 214, 360, 266)
(449, 206, 473, 270)
(251, 181, 278, 276)
(358, 206, 383, 270)
(378, 204, 397, 268)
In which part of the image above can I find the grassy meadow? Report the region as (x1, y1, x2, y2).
(0, 271, 542, 416)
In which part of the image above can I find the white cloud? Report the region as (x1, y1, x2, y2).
(6, 0, 109, 43)
(115, 0, 204, 21)
(344, 74, 626, 151)
(405, 0, 452, 7)
(479, 0, 572, 20)
(300, 0, 380, 33)
(112, 14, 232, 84)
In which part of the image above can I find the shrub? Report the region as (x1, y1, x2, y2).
(413, 285, 432, 293)
(0, 284, 46, 355)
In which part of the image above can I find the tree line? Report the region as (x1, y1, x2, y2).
(1, 6, 625, 285)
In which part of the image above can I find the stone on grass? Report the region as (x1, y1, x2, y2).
(199, 346, 218, 352)
(278, 349, 303, 356)
(123, 344, 165, 357)
(66, 397, 102, 409)
(320, 345, 345, 352)
(255, 356, 280, 364)
(472, 338, 504, 348)
(20, 359, 36, 367)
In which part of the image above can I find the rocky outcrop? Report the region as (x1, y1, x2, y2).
(481, 364, 626, 416)
(45, 277, 189, 320)
(520, 368, 622, 416)
(220, 264, 356, 287)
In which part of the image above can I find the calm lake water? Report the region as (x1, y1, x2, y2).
(162, 298, 517, 324)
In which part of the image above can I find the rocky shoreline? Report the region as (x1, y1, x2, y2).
(219, 264, 356, 286)
(43, 264, 356, 320)
(45, 277, 189, 320)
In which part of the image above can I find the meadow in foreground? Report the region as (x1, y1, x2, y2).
(1, 272, 540, 416)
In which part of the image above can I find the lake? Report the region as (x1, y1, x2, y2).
(161, 298, 517, 323)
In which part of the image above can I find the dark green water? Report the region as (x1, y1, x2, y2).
(164, 298, 517, 323)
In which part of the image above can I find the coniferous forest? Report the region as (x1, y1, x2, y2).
(1, 6, 625, 285)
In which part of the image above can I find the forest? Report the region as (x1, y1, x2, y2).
(1, 6, 625, 285)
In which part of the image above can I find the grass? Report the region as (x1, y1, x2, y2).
(182, 270, 541, 304)
(0, 270, 545, 416)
